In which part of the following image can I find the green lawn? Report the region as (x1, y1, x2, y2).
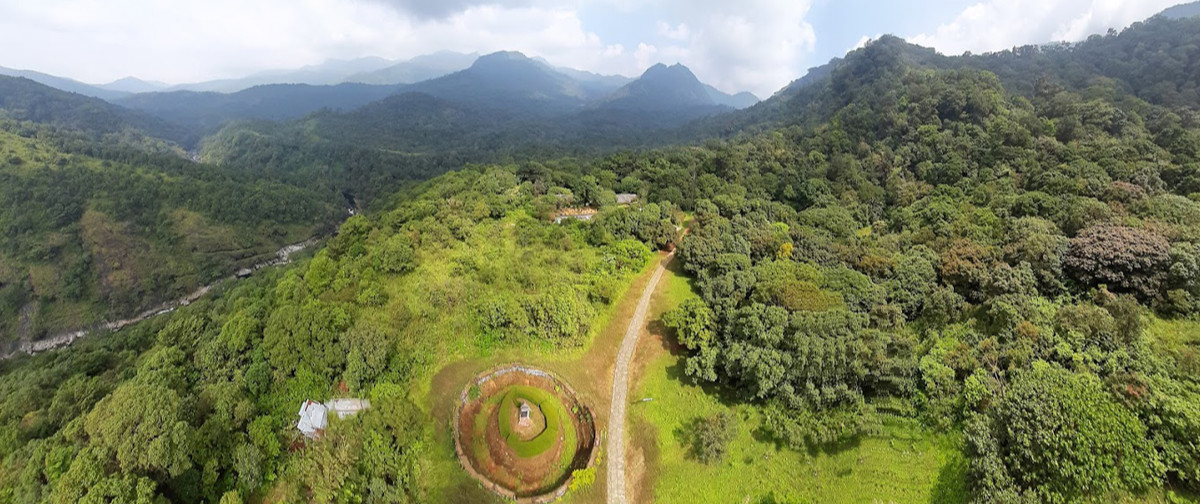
(632, 349, 969, 504)
(497, 386, 570, 459)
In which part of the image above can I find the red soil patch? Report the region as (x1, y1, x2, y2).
(454, 366, 597, 501)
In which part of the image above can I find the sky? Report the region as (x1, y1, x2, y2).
(0, 0, 1184, 98)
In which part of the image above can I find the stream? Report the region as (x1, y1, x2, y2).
(0, 238, 319, 361)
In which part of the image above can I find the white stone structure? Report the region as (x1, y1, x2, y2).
(297, 400, 328, 438)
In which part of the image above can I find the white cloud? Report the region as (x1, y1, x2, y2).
(909, 0, 1178, 55)
(633, 43, 660, 71)
(656, 21, 690, 41)
(364, 0, 534, 20)
(630, 0, 817, 97)
(0, 0, 625, 84)
(852, 36, 873, 51)
(602, 44, 625, 57)
(0, 0, 1176, 100)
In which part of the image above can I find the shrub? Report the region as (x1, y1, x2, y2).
(373, 234, 416, 274)
(603, 238, 651, 273)
(524, 285, 594, 342)
(569, 466, 596, 492)
(689, 412, 736, 464)
(662, 298, 715, 351)
(987, 362, 1162, 501)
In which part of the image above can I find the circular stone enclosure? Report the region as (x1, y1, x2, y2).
(454, 365, 597, 502)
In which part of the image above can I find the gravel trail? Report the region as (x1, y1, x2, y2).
(607, 252, 673, 504)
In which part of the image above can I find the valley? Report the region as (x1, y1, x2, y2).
(0, 237, 319, 361)
(5, 4, 1200, 504)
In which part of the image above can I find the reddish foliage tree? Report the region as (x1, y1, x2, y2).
(1065, 225, 1170, 299)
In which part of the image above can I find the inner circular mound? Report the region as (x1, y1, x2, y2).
(453, 365, 597, 500)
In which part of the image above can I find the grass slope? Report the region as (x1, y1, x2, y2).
(378, 204, 661, 503)
(634, 354, 968, 504)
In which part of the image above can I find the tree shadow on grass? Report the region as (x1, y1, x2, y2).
(661, 357, 749, 409)
(671, 416, 703, 461)
(646, 319, 687, 357)
(660, 354, 869, 459)
(928, 447, 970, 504)
(664, 254, 697, 289)
(754, 493, 798, 504)
(746, 415, 867, 458)
(803, 435, 865, 458)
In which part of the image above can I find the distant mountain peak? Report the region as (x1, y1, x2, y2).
(473, 51, 532, 65)
(1160, 1, 1200, 19)
(642, 62, 691, 76)
(637, 62, 700, 82)
(466, 51, 547, 77)
(344, 51, 477, 86)
(601, 62, 715, 111)
(100, 76, 168, 93)
(403, 49, 591, 115)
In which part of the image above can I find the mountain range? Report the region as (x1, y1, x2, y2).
(0, 66, 134, 101)
(80, 51, 758, 140)
(1161, 0, 1200, 19)
(0, 52, 476, 99)
(0, 50, 757, 119)
(9, 1, 1198, 159)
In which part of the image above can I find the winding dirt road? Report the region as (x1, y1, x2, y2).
(607, 251, 673, 504)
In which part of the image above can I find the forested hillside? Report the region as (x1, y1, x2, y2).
(705, 14, 1200, 139)
(0, 165, 676, 503)
(115, 83, 403, 134)
(652, 38, 1200, 502)
(0, 116, 340, 346)
(4, 5, 1200, 504)
(0, 77, 193, 146)
(196, 53, 736, 176)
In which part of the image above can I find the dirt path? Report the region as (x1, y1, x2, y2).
(607, 251, 673, 504)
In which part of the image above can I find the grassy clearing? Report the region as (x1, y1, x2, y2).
(408, 214, 658, 405)
(632, 346, 969, 504)
(414, 226, 660, 504)
(626, 268, 1200, 504)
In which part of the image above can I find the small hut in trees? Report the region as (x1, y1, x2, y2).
(296, 400, 328, 439)
(552, 207, 598, 223)
(326, 398, 371, 419)
(616, 193, 639, 205)
(296, 398, 371, 439)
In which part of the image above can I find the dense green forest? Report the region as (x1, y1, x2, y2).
(5, 7, 1200, 504)
(658, 62, 1200, 502)
(0, 114, 342, 345)
(703, 14, 1200, 142)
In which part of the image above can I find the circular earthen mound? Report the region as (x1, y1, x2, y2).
(453, 365, 597, 502)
